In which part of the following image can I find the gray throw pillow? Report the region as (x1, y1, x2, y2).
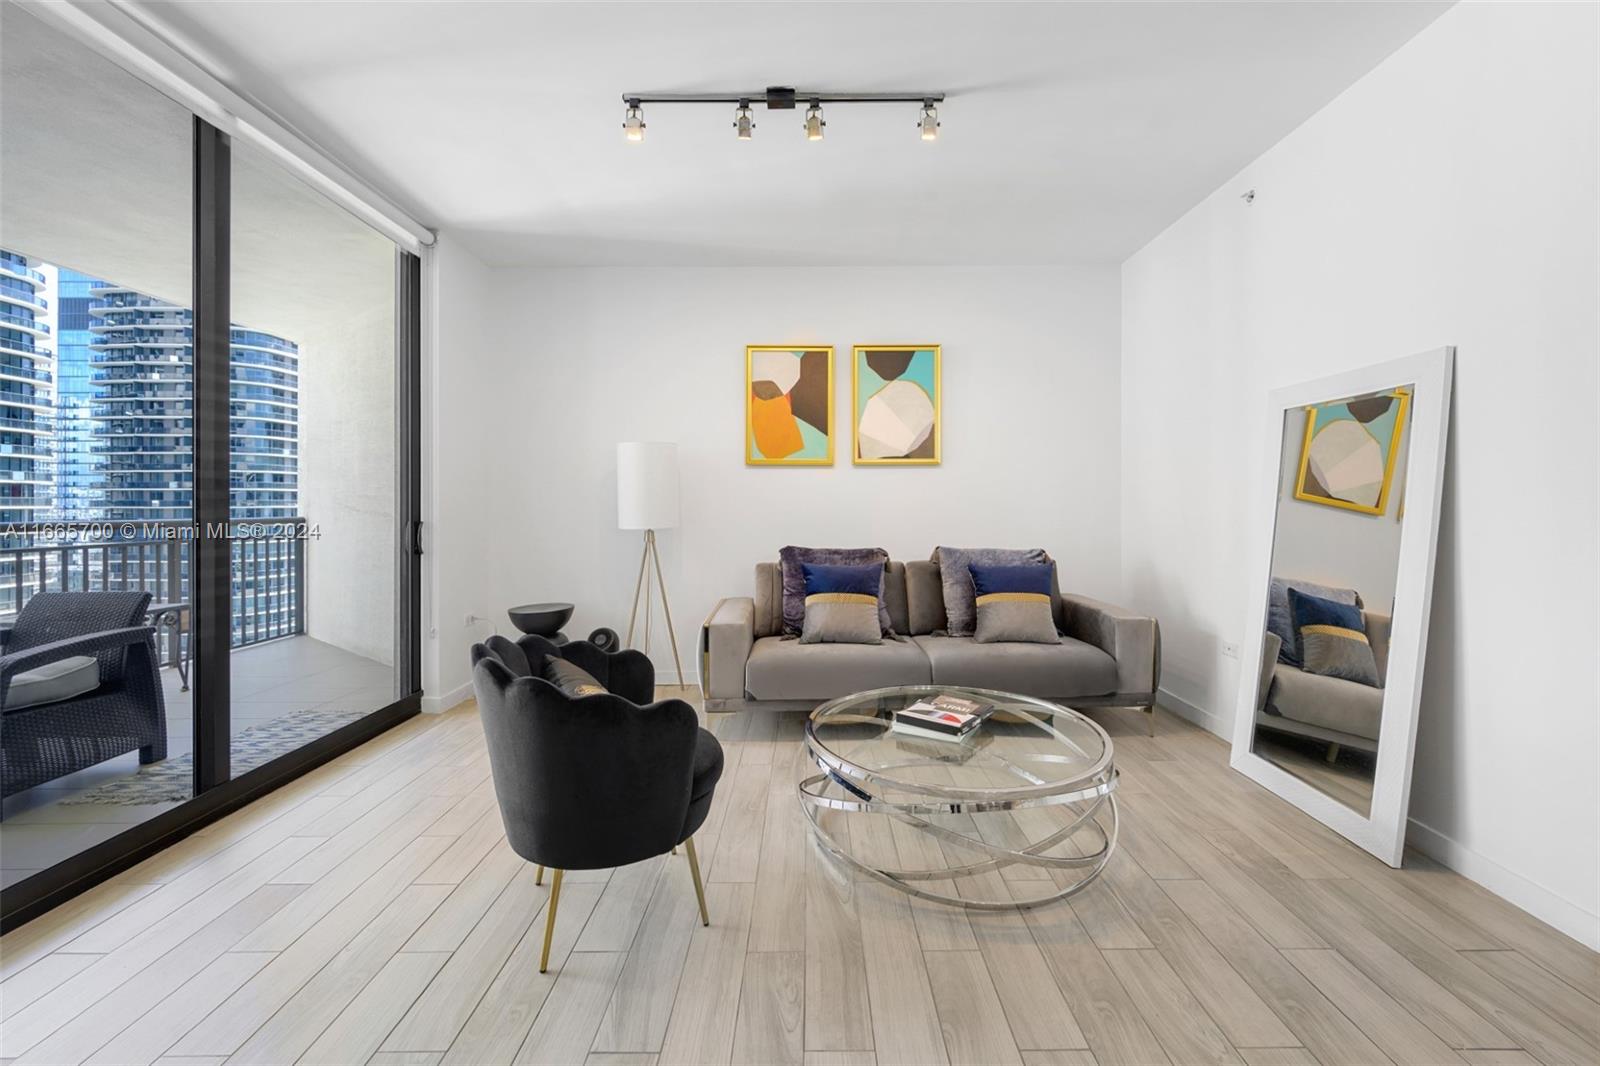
(933, 546, 1050, 637)
(1267, 577, 1360, 667)
(798, 562, 884, 645)
(779, 546, 891, 636)
(542, 656, 607, 698)
(971, 562, 1061, 644)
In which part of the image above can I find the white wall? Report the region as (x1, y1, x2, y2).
(1121, 1, 1598, 947)
(423, 233, 500, 709)
(425, 265, 1121, 703)
(298, 299, 396, 666)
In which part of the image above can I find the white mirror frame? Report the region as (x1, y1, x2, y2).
(1228, 346, 1454, 866)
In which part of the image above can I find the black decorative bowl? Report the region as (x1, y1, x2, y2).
(508, 602, 574, 637)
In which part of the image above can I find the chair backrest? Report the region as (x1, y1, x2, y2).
(470, 645, 698, 870)
(10, 591, 151, 679)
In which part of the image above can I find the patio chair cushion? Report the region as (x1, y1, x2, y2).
(5, 655, 101, 712)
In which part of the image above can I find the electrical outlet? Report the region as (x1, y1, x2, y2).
(1221, 640, 1239, 660)
(464, 613, 476, 627)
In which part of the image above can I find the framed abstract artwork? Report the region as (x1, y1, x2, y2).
(746, 345, 833, 465)
(852, 345, 940, 465)
(1293, 386, 1410, 514)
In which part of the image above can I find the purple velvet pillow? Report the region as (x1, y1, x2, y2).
(779, 546, 891, 636)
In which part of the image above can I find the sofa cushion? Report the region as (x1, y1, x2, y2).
(971, 563, 1061, 644)
(911, 636, 1117, 699)
(1290, 588, 1379, 688)
(753, 562, 785, 638)
(1268, 576, 1359, 667)
(905, 560, 946, 635)
(745, 636, 931, 700)
(779, 546, 892, 636)
(800, 563, 884, 645)
(1266, 663, 1383, 741)
(933, 547, 1050, 636)
(5, 655, 100, 712)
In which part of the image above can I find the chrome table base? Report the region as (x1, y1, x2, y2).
(797, 759, 1120, 909)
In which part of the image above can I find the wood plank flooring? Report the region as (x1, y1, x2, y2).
(2, 692, 1595, 1066)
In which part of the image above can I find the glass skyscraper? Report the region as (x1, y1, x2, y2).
(3, 247, 299, 639)
(49, 268, 105, 521)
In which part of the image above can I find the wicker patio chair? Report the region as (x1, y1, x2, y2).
(0, 590, 168, 802)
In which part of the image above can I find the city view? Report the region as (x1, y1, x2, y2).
(0, 247, 302, 641)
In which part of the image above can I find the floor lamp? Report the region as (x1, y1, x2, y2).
(618, 441, 684, 685)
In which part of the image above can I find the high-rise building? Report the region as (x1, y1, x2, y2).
(88, 286, 300, 521)
(0, 251, 54, 526)
(49, 268, 105, 522)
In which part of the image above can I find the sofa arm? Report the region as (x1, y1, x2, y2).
(1057, 595, 1160, 696)
(1258, 632, 1282, 713)
(701, 597, 754, 701)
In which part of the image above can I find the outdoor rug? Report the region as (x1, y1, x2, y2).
(61, 704, 370, 806)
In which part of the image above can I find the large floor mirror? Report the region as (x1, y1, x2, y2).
(1230, 348, 1453, 864)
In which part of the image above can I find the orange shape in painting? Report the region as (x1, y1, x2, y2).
(751, 394, 804, 458)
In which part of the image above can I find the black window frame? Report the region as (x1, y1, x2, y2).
(0, 116, 425, 933)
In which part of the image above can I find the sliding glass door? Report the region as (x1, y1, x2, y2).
(1, 0, 197, 882)
(0, 1, 422, 929)
(225, 140, 402, 773)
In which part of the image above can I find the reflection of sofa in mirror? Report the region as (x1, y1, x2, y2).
(1255, 610, 1389, 759)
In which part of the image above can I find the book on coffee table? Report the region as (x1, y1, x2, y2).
(891, 693, 994, 742)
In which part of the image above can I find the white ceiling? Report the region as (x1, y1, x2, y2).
(132, 0, 1451, 267)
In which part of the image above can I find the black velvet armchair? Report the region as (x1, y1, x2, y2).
(470, 633, 724, 972)
(1, 590, 168, 801)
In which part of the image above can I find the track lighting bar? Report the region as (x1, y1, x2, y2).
(620, 87, 945, 143)
(621, 89, 945, 106)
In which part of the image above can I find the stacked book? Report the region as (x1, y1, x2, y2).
(891, 693, 994, 742)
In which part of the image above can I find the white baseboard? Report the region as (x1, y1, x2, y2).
(1159, 687, 1598, 950)
(1158, 686, 1231, 737)
(422, 680, 473, 714)
(1404, 817, 1600, 951)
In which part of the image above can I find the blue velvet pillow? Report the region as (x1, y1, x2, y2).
(969, 563, 1060, 644)
(800, 562, 884, 645)
(1289, 587, 1379, 687)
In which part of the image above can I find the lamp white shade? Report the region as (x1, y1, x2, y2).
(617, 442, 680, 530)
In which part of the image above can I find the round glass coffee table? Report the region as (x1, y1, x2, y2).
(800, 685, 1118, 909)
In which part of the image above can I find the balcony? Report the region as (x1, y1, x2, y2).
(0, 634, 396, 879)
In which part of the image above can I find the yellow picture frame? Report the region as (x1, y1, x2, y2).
(1293, 387, 1410, 515)
(745, 345, 834, 466)
(852, 345, 941, 465)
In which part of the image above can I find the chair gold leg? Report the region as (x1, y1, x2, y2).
(539, 869, 563, 973)
(536, 864, 544, 886)
(671, 845, 677, 855)
(684, 837, 710, 926)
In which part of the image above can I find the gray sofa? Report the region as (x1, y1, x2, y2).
(701, 560, 1161, 731)
(1254, 610, 1390, 758)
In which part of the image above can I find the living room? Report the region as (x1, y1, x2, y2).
(1, 2, 1595, 1065)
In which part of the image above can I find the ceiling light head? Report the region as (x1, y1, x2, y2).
(735, 102, 754, 140)
(919, 101, 940, 141)
(804, 102, 825, 142)
(623, 102, 645, 143)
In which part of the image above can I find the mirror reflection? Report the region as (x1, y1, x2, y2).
(1252, 385, 1413, 816)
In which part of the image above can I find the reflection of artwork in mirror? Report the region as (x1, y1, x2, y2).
(1253, 386, 1415, 817)
(1294, 388, 1410, 514)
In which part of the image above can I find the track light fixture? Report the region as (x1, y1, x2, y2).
(619, 86, 945, 143)
(623, 101, 645, 143)
(804, 102, 825, 142)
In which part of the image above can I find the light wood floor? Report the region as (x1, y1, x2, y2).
(2, 693, 1595, 1066)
